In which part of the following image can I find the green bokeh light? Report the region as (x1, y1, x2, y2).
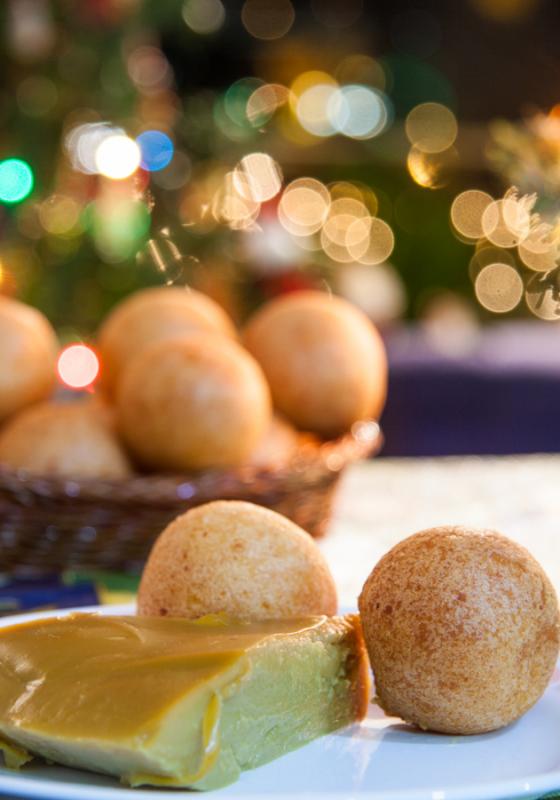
(0, 158, 34, 204)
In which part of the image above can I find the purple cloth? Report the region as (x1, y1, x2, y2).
(380, 322, 560, 456)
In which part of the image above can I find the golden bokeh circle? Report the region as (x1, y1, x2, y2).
(347, 217, 395, 265)
(278, 177, 330, 236)
(468, 244, 514, 281)
(525, 272, 560, 320)
(474, 263, 523, 313)
(212, 171, 260, 229)
(481, 199, 530, 248)
(518, 224, 558, 272)
(405, 102, 458, 154)
(451, 190, 494, 240)
(407, 146, 458, 190)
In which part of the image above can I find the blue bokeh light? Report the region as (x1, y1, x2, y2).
(136, 130, 174, 172)
(0, 158, 34, 204)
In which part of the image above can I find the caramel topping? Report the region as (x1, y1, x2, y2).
(0, 613, 325, 741)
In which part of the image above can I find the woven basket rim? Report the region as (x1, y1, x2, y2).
(0, 420, 381, 507)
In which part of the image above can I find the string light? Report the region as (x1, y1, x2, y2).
(0, 159, 34, 204)
(95, 135, 141, 180)
(136, 130, 174, 172)
(58, 344, 100, 389)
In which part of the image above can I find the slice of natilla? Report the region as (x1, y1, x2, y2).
(0, 613, 369, 790)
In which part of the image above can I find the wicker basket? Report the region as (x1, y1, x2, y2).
(0, 421, 381, 576)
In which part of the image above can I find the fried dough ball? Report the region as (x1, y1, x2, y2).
(243, 291, 387, 438)
(0, 401, 132, 479)
(0, 296, 57, 423)
(116, 335, 271, 471)
(98, 286, 236, 395)
(137, 500, 338, 620)
(358, 526, 560, 735)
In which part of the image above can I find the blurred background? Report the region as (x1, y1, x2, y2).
(2, 0, 560, 456)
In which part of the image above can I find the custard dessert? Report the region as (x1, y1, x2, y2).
(0, 613, 369, 789)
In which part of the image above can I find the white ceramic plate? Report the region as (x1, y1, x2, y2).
(0, 605, 559, 800)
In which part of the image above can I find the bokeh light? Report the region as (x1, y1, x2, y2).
(57, 344, 100, 390)
(321, 206, 364, 263)
(320, 196, 369, 263)
(127, 46, 172, 93)
(95, 135, 141, 180)
(234, 153, 282, 202)
(481, 194, 531, 248)
(39, 195, 81, 236)
(136, 130, 174, 172)
(183, 0, 226, 34)
(213, 170, 261, 229)
(297, 83, 338, 137)
(225, 78, 263, 128)
(451, 190, 494, 239)
(337, 262, 406, 323)
(405, 102, 458, 154)
(420, 292, 479, 356)
(241, 0, 295, 40)
(0, 159, 34, 204)
(469, 243, 515, 281)
(278, 178, 330, 236)
(347, 217, 395, 264)
(86, 197, 151, 261)
(518, 223, 559, 272)
(65, 122, 123, 174)
(246, 83, 290, 126)
(474, 263, 524, 313)
(407, 147, 458, 189)
(525, 272, 560, 320)
(329, 85, 389, 139)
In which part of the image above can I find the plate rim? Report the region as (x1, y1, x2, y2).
(0, 604, 559, 800)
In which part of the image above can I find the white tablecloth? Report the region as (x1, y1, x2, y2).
(321, 455, 560, 608)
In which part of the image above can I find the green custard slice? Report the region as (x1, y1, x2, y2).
(0, 612, 369, 789)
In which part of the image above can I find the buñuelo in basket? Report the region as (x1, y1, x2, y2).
(0, 287, 386, 574)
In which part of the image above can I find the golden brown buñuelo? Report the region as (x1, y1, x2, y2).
(98, 286, 236, 396)
(0, 296, 57, 423)
(137, 500, 338, 621)
(116, 335, 271, 471)
(0, 401, 132, 479)
(358, 525, 560, 735)
(243, 290, 387, 438)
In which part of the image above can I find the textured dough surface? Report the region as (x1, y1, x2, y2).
(0, 296, 57, 422)
(358, 525, 560, 734)
(0, 401, 132, 479)
(98, 286, 236, 395)
(243, 290, 387, 437)
(116, 335, 271, 471)
(138, 500, 338, 620)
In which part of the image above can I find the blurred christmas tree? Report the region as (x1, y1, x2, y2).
(0, 0, 479, 340)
